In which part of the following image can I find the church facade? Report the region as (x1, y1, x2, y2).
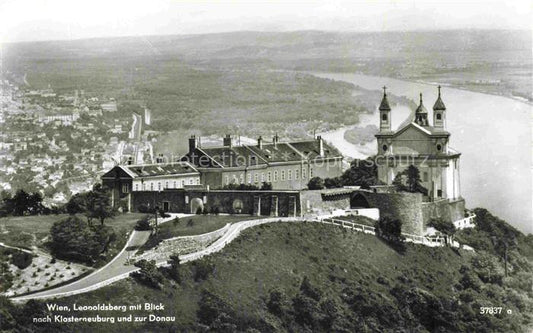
(375, 86, 462, 202)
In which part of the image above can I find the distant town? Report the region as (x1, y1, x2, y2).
(0, 78, 153, 207)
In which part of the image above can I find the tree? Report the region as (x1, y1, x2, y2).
(86, 184, 115, 226)
(2, 189, 44, 216)
(375, 215, 404, 246)
(65, 193, 87, 215)
(340, 157, 378, 188)
(168, 253, 181, 283)
(49, 216, 116, 264)
(428, 218, 457, 245)
(324, 177, 342, 189)
(260, 182, 273, 190)
(308, 177, 325, 190)
(131, 259, 164, 289)
(405, 165, 427, 194)
(393, 165, 427, 195)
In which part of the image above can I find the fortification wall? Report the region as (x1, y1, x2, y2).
(299, 190, 351, 216)
(421, 198, 466, 227)
(131, 190, 300, 217)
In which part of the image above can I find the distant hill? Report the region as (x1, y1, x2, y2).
(5, 208, 531, 332)
(6, 30, 526, 143)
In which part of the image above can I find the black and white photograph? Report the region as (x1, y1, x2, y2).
(0, 0, 531, 332)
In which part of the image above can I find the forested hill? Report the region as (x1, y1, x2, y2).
(2, 30, 529, 144)
(2, 208, 532, 332)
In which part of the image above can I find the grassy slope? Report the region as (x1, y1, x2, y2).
(139, 215, 263, 253)
(158, 215, 263, 238)
(0, 214, 69, 249)
(33, 221, 531, 332)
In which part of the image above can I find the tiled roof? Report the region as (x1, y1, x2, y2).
(199, 146, 267, 167)
(125, 162, 198, 177)
(246, 143, 304, 163)
(289, 140, 341, 160)
(184, 139, 342, 169)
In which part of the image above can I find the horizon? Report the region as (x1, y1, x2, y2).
(1, 0, 530, 43)
(3, 27, 531, 45)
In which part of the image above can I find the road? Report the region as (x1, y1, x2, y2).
(11, 230, 151, 301)
(11, 214, 185, 302)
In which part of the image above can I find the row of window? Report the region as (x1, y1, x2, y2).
(382, 143, 445, 152)
(129, 178, 200, 192)
(225, 168, 314, 185)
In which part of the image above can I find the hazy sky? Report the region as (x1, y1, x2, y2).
(0, 0, 531, 42)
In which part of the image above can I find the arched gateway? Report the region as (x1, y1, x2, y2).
(350, 193, 371, 209)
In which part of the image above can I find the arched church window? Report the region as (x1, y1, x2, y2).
(436, 113, 442, 120)
(437, 144, 442, 151)
(382, 144, 388, 152)
(382, 114, 387, 121)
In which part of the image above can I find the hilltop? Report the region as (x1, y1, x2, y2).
(3, 209, 532, 332)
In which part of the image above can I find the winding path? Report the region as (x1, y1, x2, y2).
(11, 216, 301, 302)
(10, 214, 184, 302)
(11, 214, 468, 302)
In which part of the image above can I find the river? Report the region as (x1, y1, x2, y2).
(313, 72, 532, 233)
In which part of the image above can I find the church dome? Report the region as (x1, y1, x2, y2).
(415, 93, 428, 114)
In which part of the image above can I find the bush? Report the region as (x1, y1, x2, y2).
(50, 216, 117, 264)
(375, 215, 404, 246)
(11, 251, 33, 270)
(196, 207, 203, 215)
(137, 204, 154, 214)
(131, 259, 164, 289)
(210, 206, 220, 215)
(324, 177, 342, 189)
(308, 177, 325, 190)
(135, 216, 152, 231)
(428, 218, 456, 236)
(267, 288, 289, 317)
(172, 218, 180, 227)
(167, 253, 181, 283)
(193, 258, 214, 281)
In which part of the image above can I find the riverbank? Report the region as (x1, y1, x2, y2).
(308, 71, 532, 234)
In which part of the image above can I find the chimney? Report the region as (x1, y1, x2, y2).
(317, 135, 324, 157)
(273, 133, 279, 148)
(257, 136, 263, 149)
(188, 135, 197, 154)
(223, 134, 232, 147)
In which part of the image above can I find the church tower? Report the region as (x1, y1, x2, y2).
(414, 93, 429, 126)
(433, 86, 446, 129)
(379, 86, 391, 131)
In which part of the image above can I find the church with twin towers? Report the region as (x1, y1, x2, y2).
(375, 86, 462, 202)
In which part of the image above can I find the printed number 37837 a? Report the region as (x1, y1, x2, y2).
(480, 307, 502, 315)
